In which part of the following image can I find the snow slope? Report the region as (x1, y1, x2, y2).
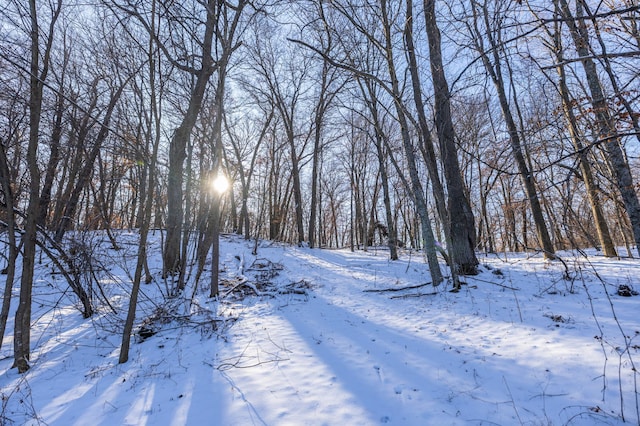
(1, 232, 639, 425)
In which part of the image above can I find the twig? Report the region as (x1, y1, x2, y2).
(364, 282, 431, 293)
(390, 292, 438, 299)
(503, 376, 524, 425)
(465, 275, 520, 290)
(583, 257, 639, 422)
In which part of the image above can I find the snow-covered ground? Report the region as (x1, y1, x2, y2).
(1, 232, 639, 425)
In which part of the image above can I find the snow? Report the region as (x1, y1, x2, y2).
(1, 232, 639, 425)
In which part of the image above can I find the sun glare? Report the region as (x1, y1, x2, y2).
(212, 174, 230, 194)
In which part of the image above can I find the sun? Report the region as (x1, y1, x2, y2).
(211, 174, 230, 194)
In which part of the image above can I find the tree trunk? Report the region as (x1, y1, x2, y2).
(196, 75, 226, 291)
(120, 1, 162, 361)
(119, 120, 159, 363)
(37, 61, 67, 228)
(0, 139, 19, 350)
(308, 65, 327, 248)
(363, 95, 399, 259)
(163, 0, 219, 276)
(14, 0, 62, 373)
(580, 1, 640, 149)
(422, 0, 479, 274)
(381, 0, 442, 285)
(287, 127, 306, 246)
(471, 1, 556, 259)
(54, 80, 128, 243)
(403, 0, 450, 254)
(557, 0, 640, 255)
(552, 29, 617, 256)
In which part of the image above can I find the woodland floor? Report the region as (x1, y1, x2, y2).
(1, 232, 639, 425)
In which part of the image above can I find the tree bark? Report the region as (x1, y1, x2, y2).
(14, 0, 62, 373)
(380, 0, 442, 284)
(422, 0, 479, 274)
(163, 0, 219, 276)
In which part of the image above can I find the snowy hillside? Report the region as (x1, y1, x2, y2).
(1, 232, 639, 425)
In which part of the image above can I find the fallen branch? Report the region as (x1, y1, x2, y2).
(221, 277, 260, 298)
(465, 276, 520, 291)
(390, 292, 438, 299)
(364, 282, 431, 293)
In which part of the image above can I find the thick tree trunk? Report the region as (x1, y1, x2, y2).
(579, 1, 640, 149)
(422, 0, 478, 274)
(404, 1, 449, 249)
(164, 100, 208, 275)
(163, 0, 218, 276)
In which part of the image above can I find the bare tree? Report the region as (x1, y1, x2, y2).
(226, 108, 273, 239)
(53, 72, 132, 243)
(37, 36, 69, 228)
(12, 0, 63, 373)
(466, 0, 556, 259)
(407, 0, 479, 275)
(109, 0, 223, 277)
(120, 0, 164, 362)
(356, 77, 399, 259)
(304, 3, 348, 249)
(0, 138, 20, 350)
(246, 21, 314, 246)
(556, 0, 640, 255)
(0, 55, 28, 349)
(453, 94, 507, 254)
(543, 7, 617, 256)
(378, 0, 443, 283)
